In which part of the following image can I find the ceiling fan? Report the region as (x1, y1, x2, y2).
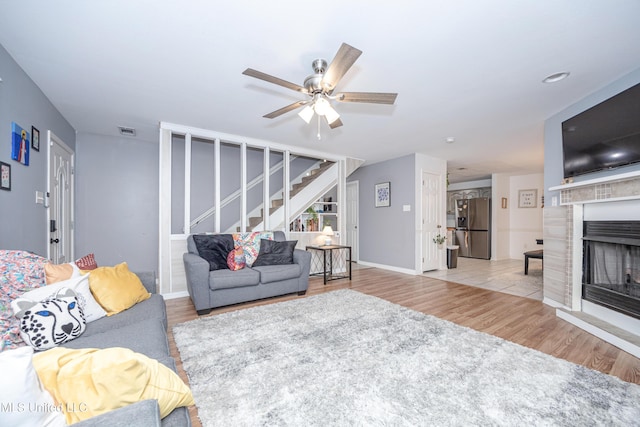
(242, 43, 397, 131)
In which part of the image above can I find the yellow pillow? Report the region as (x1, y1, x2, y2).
(88, 262, 151, 315)
(32, 347, 194, 424)
(44, 262, 79, 284)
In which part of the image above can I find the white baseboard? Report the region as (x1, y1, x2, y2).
(542, 297, 568, 309)
(161, 291, 189, 300)
(356, 261, 417, 276)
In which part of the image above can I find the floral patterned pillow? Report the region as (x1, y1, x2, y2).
(226, 247, 246, 271)
(1, 250, 48, 351)
(232, 232, 274, 267)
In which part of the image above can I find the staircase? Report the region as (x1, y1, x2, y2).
(243, 160, 337, 232)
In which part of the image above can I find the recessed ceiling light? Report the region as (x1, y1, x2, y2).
(543, 72, 570, 83)
(446, 137, 455, 144)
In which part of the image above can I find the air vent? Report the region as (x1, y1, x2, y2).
(118, 126, 136, 137)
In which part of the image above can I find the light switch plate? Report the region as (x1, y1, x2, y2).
(403, 204, 411, 212)
(35, 191, 44, 204)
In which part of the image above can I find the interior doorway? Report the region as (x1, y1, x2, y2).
(422, 171, 440, 271)
(48, 131, 74, 263)
(346, 180, 359, 262)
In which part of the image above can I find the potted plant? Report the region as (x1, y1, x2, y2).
(433, 233, 447, 247)
(305, 206, 318, 231)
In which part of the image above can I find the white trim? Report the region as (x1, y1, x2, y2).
(549, 170, 640, 191)
(263, 146, 270, 230)
(240, 142, 247, 231)
(214, 138, 221, 232)
(543, 297, 568, 309)
(556, 309, 640, 359)
(161, 291, 190, 300)
(357, 260, 417, 276)
(183, 133, 192, 234)
(47, 131, 75, 262)
(160, 121, 355, 164)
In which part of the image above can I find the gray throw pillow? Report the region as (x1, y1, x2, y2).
(252, 239, 297, 266)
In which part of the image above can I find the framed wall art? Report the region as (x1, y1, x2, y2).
(518, 189, 537, 208)
(10, 122, 30, 166)
(1, 161, 11, 191)
(375, 182, 390, 207)
(31, 126, 40, 152)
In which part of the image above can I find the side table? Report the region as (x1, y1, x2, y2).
(305, 245, 352, 285)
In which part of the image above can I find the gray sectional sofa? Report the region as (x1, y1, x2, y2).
(62, 272, 190, 427)
(183, 231, 311, 315)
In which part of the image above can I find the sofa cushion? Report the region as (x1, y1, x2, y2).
(209, 268, 260, 290)
(32, 347, 194, 424)
(251, 264, 302, 284)
(12, 288, 86, 351)
(88, 263, 151, 316)
(62, 317, 170, 361)
(192, 234, 234, 271)
(80, 294, 167, 337)
(44, 261, 81, 284)
(252, 239, 297, 266)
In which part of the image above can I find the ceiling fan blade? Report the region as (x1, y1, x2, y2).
(334, 92, 398, 104)
(328, 117, 343, 129)
(242, 68, 308, 93)
(263, 100, 309, 119)
(321, 43, 362, 92)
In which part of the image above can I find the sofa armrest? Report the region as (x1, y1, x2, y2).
(73, 399, 161, 427)
(183, 252, 211, 312)
(135, 271, 158, 294)
(293, 249, 311, 292)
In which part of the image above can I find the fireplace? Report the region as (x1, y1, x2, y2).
(582, 221, 640, 320)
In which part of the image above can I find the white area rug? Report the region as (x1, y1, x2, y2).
(173, 290, 640, 426)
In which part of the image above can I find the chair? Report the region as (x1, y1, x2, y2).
(524, 249, 543, 275)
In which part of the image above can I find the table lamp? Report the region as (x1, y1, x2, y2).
(322, 225, 334, 246)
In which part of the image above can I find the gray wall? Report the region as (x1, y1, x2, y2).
(0, 43, 75, 255)
(544, 67, 640, 203)
(75, 133, 159, 272)
(348, 154, 416, 270)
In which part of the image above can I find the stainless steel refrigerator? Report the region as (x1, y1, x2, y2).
(454, 198, 491, 259)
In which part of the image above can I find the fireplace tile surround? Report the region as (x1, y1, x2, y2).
(544, 173, 640, 357)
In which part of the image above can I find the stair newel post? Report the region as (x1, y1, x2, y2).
(240, 142, 247, 232)
(263, 146, 270, 231)
(214, 138, 221, 233)
(283, 150, 290, 235)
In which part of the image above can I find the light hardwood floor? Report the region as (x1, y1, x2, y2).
(166, 266, 640, 426)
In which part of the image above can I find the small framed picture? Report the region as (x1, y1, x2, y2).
(375, 182, 390, 207)
(1, 161, 11, 191)
(518, 189, 537, 208)
(31, 126, 40, 152)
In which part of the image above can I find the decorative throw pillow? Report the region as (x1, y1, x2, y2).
(33, 347, 195, 424)
(87, 262, 151, 316)
(193, 234, 234, 271)
(12, 288, 86, 351)
(0, 346, 66, 427)
(252, 239, 298, 266)
(13, 274, 106, 323)
(232, 231, 274, 266)
(226, 247, 246, 271)
(75, 253, 98, 270)
(1, 250, 48, 351)
(44, 262, 81, 284)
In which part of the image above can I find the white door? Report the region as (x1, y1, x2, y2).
(422, 172, 440, 271)
(48, 131, 74, 263)
(346, 181, 359, 262)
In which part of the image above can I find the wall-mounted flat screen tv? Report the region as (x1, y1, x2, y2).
(562, 82, 640, 178)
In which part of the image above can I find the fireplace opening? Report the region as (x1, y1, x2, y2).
(583, 221, 640, 320)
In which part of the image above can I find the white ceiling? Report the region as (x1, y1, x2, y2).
(1, 1, 639, 183)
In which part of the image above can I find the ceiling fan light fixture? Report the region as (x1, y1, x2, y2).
(313, 97, 331, 116)
(298, 105, 314, 123)
(324, 105, 340, 125)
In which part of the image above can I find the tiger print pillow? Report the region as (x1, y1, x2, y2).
(12, 288, 86, 350)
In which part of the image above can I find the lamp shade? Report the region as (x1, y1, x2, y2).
(322, 225, 334, 236)
(298, 105, 314, 124)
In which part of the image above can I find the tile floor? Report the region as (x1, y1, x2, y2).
(422, 256, 543, 300)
